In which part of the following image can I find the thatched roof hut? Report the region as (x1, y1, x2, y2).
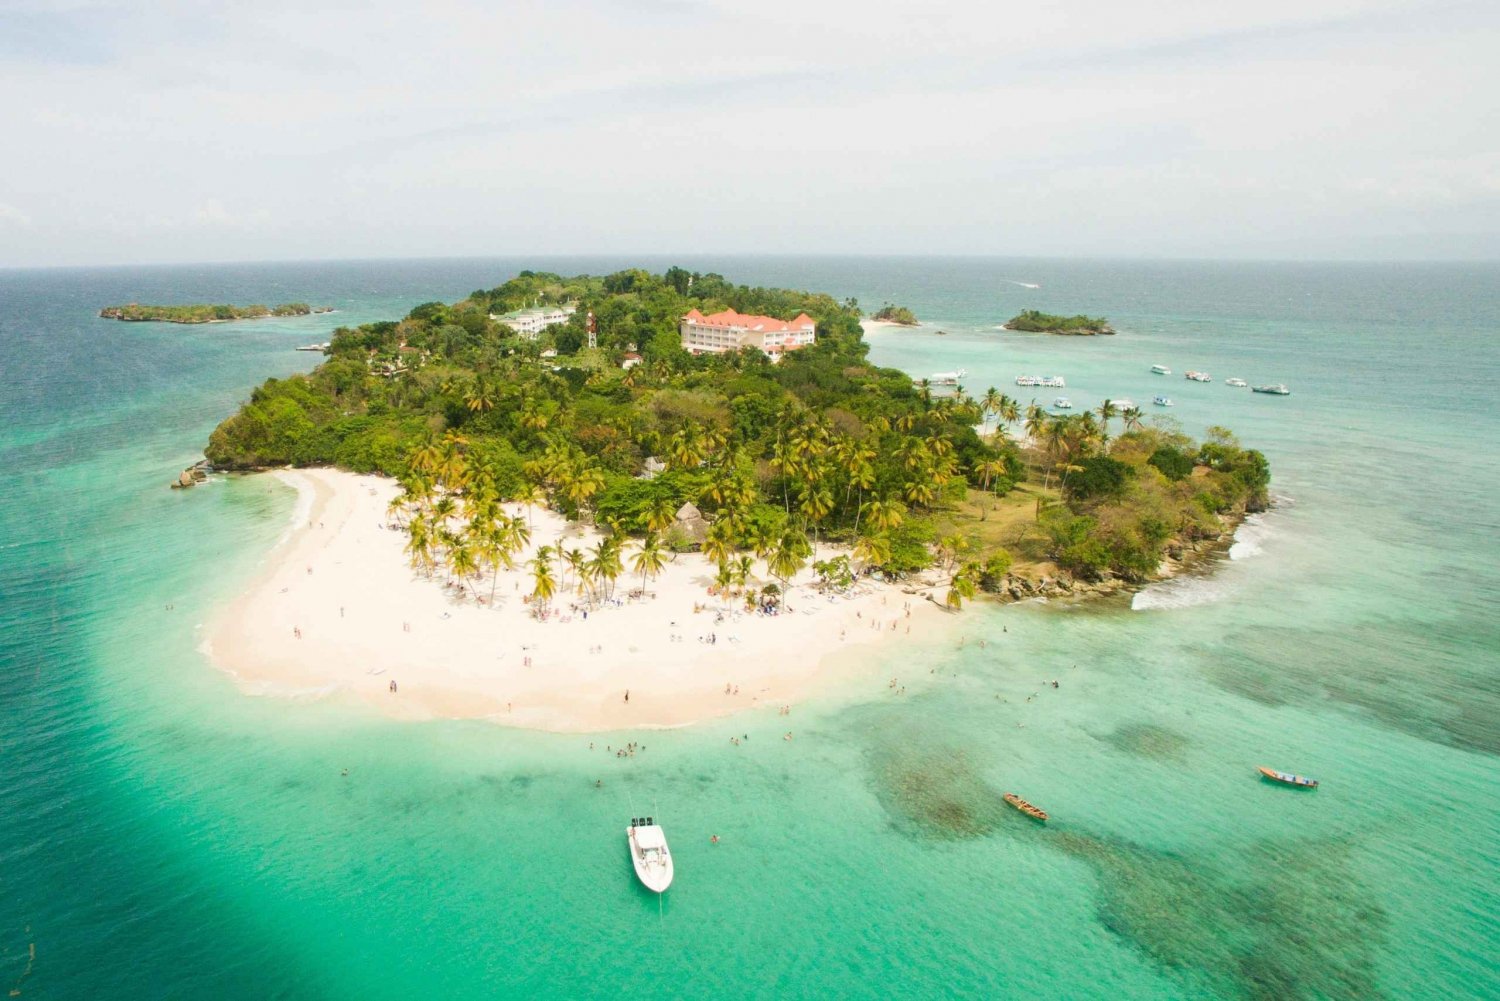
(672, 501, 710, 547)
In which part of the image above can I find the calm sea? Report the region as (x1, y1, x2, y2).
(1, 257, 1496, 999)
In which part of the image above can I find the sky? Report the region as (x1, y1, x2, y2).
(0, 0, 1496, 267)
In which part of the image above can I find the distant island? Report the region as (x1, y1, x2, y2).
(99, 303, 333, 323)
(871, 303, 919, 326)
(1003, 310, 1114, 336)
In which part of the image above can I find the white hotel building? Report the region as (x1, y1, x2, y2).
(489, 304, 577, 340)
(679, 308, 816, 360)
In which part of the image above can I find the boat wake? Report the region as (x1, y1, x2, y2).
(1002, 280, 1041, 289)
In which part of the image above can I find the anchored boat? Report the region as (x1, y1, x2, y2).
(1185, 370, 1212, 382)
(1225, 378, 1247, 388)
(1003, 793, 1049, 822)
(1252, 384, 1291, 395)
(1151, 364, 1171, 375)
(1052, 397, 1073, 409)
(627, 817, 674, 893)
(1152, 395, 1174, 407)
(1258, 766, 1318, 789)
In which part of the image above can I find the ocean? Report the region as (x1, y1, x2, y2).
(1, 257, 1496, 999)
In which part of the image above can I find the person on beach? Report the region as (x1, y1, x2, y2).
(389, 680, 397, 693)
(624, 690, 629, 703)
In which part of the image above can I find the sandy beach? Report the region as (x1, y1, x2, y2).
(206, 468, 952, 731)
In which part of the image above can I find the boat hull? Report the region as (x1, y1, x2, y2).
(1257, 766, 1318, 788)
(627, 825, 674, 892)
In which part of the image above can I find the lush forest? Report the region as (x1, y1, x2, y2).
(204, 268, 1269, 598)
(1005, 310, 1115, 335)
(100, 303, 331, 323)
(872, 304, 919, 325)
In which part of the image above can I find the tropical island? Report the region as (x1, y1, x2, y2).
(1003, 310, 1115, 335)
(201, 267, 1268, 728)
(100, 302, 332, 323)
(870, 303, 919, 326)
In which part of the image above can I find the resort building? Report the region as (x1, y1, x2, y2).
(489, 303, 577, 340)
(679, 308, 815, 359)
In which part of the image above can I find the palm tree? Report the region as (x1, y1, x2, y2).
(1123, 406, 1144, 432)
(862, 495, 906, 532)
(797, 478, 835, 560)
(448, 541, 480, 597)
(1096, 398, 1116, 436)
(1000, 394, 1021, 427)
(587, 539, 623, 602)
(703, 520, 735, 567)
(903, 478, 936, 509)
(852, 533, 891, 574)
(945, 562, 979, 610)
(630, 532, 668, 597)
(980, 387, 1004, 428)
(767, 530, 810, 594)
(465, 377, 495, 414)
(644, 494, 677, 535)
(975, 458, 1008, 519)
(1024, 402, 1048, 444)
(516, 482, 546, 530)
(404, 516, 434, 576)
(529, 553, 556, 614)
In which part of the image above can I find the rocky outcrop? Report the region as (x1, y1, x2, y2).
(170, 460, 213, 489)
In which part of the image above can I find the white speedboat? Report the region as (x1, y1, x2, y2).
(1252, 384, 1291, 396)
(1225, 378, 1247, 387)
(930, 369, 966, 385)
(1151, 364, 1171, 375)
(1052, 397, 1072, 409)
(1184, 371, 1212, 382)
(1112, 398, 1136, 411)
(627, 817, 673, 893)
(1152, 395, 1174, 407)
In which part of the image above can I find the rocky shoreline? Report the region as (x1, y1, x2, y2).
(990, 509, 1249, 604)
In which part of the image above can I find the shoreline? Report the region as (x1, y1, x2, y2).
(205, 468, 954, 732)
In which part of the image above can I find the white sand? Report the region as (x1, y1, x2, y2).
(206, 468, 952, 731)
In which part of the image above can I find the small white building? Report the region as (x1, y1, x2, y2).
(679, 308, 815, 360)
(489, 303, 577, 340)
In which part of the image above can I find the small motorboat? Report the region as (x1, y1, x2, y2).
(1003, 793, 1049, 821)
(1252, 384, 1291, 395)
(1258, 766, 1318, 789)
(1184, 370, 1212, 382)
(1151, 364, 1171, 375)
(1225, 378, 1247, 387)
(1152, 395, 1174, 407)
(1052, 397, 1072, 409)
(627, 817, 674, 892)
(1112, 398, 1136, 411)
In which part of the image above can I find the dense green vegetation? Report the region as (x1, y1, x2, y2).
(99, 303, 330, 323)
(872, 303, 919, 325)
(204, 268, 1268, 599)
(1005, 310, 1114, 335)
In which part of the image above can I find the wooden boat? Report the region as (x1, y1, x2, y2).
(1003, 793, 1049, 821)
(1258, 766, 1318, 789)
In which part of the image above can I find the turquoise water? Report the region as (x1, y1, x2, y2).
(2, 258, 1496, 998)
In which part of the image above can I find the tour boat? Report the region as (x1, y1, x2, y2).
(1151, 364, 1171, 375)
(1016, 375, 1066, 388)
(627, 817, 674, 893)
(1225, 378, 1248, 387)
(1112, 398, 1136, 411)
(1152, 395, 1174, 407)
(295, 342, 330, 352)
(1257, 766, 1318, 789)
(1252, 384, 1291, 395)
(1185, 370, 1212, 382)
(930, 369, 966, 385)
(1052, 397, 1072, 409)
(1003, 793, 1049, 822)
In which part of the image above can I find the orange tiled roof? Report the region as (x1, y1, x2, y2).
(682, 308, 814, 332)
